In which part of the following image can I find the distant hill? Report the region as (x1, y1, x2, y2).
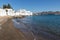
(33, 11, 60, 16)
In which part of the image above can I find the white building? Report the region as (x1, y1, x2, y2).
(17, 9, 33, 16)
(0, 8, 15, 16)
(6, 9, 15, 16)
(0, 8, 33, 16)
(0, 8, 6, 16)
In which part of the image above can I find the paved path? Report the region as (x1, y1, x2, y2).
(0, 17, 34, 40)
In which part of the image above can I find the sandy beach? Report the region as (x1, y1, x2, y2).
(0, 16, 34, 40)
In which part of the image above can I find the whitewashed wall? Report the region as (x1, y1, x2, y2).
(0, 8, 33, 16)
(5, 9, 15, 16)
(0, 8, 6, 16)
(17, 9, 33, 16)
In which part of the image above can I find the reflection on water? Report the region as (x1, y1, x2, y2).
(14, 16, 60, 40)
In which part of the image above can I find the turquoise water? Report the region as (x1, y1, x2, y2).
(14, 15, 60, 40)
(31, 16, 60, 35)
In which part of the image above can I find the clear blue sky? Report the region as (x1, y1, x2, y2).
(0, 0, 60, 12)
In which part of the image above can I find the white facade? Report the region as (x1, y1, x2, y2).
(0, 8, 6, 16)
(17, 9, 33, 16)
(0, 8, 33, 16)
(6, 9, 15, 16)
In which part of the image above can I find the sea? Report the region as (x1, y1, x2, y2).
(13, 15, 60, 40)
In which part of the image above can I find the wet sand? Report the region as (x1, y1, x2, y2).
(0, 17, 34, 40)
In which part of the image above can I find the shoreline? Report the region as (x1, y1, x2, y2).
(0, 17, 34, 40)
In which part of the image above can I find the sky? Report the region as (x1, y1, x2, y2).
(0, 0, 60, 12)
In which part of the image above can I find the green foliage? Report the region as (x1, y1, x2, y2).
(3, 4, 12, 9)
